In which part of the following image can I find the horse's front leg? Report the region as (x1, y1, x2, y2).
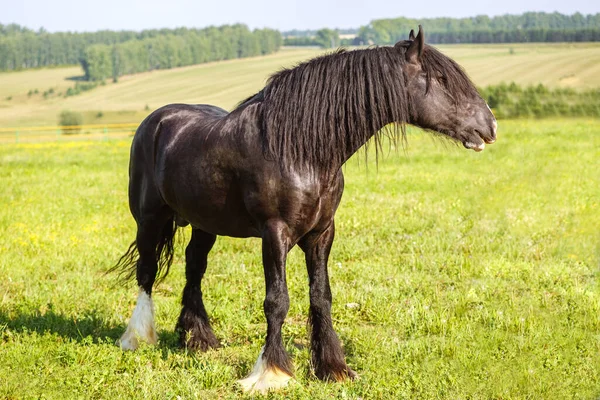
(238, 220, 294, 393)
(300, 221, 357, 381)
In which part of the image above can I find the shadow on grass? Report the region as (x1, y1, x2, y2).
(0, 309, 124, 343)
(0, 309, 184, 350)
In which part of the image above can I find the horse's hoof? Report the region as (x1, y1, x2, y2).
(117, 335, 138, 351)
(317, 366, 358, 382)
(180, 335, 220, 352)
(237, 347, 295, 393)
(344, 368, 359, 381)
(177, 326, 220, 352)
(237, 367, 294, 394)
(118, 325, 158, 351)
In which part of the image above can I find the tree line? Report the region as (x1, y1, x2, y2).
(81, 25, 281, 81)
(357, 12, 600, 45)
(421, 29, 600, 44)
(0, 23, 203, 69)
(284, 12, 600, 47)
(0, 23, 281, 75)
(1, 11, 598, 73)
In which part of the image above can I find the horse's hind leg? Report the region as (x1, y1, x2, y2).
(176, 228, 220, 351)
(119, 207, 174, 351)
(299, 221, 357, 381)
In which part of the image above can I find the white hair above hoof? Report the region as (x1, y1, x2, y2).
(237, 347, 294, 394)
(118, 288, 157, 351)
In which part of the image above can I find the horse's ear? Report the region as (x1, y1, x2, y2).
(406, 25, 424, 64)
(408, 29, 415, 41)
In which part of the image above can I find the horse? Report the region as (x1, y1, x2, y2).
(111, 26, 497, 393)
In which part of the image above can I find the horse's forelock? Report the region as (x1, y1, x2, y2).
(392, 41, 480, 101)
(420, 45, 480, 100)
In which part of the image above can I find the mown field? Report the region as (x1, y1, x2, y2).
(0, 43, 600, 127)
(1, 118, 599, 398)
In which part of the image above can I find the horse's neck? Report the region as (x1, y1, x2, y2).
(261, 49, 408, 173)
(333, 77, 405, 169)
(337, 112, 400, 171)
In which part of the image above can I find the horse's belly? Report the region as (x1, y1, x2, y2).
(187, 209, 260, 238)
(164, 183, 260, 238)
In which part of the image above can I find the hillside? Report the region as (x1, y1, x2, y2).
(438, 43, 600, 88)
(0, 43, 599, 127)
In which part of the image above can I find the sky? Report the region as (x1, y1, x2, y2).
(1, 0, 598, 32)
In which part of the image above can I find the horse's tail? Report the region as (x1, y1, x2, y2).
(108, 216, 179, 285)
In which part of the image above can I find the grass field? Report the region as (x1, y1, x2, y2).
(1, 43, 600, 128)
(436, 42, 600, 90)
(1, 119, 599, 398)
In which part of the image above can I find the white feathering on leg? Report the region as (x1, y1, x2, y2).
(118, 287, 158, 350)
(237, 347, 294, 393)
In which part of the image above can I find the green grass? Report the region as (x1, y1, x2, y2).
(1, 119, 599, 398)
(1, 43, 600, 127)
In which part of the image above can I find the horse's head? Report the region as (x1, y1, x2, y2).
(398, 26, 497, 151)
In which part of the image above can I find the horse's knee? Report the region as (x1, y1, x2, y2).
(264, 289, 289, 323)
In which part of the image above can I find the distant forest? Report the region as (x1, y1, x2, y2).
(284, 12, 600, 47)
(0, 23, 281, 79)
(356, 12, 600, 45)
(1, 12, 598, 76)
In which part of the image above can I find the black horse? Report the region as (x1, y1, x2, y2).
(112, 26, 496, 393)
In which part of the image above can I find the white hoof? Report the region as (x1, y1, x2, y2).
(118, 330, 140, 351)
(118, 288, 158, 351)
(237, 347, 294, 394)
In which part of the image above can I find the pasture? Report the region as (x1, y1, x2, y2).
(1, 43, 600, 128)
(1, 118, 599, 398)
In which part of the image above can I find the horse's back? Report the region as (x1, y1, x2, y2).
(131, 103, 228, 165)
(134, 103, 227, 144)
(128, 103, 229, 216)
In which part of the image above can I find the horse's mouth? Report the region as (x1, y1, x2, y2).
(463, 140, 485, 152)
(462, 129, 495, 152)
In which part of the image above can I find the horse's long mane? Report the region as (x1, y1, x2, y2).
(236, 43, 478, 168)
